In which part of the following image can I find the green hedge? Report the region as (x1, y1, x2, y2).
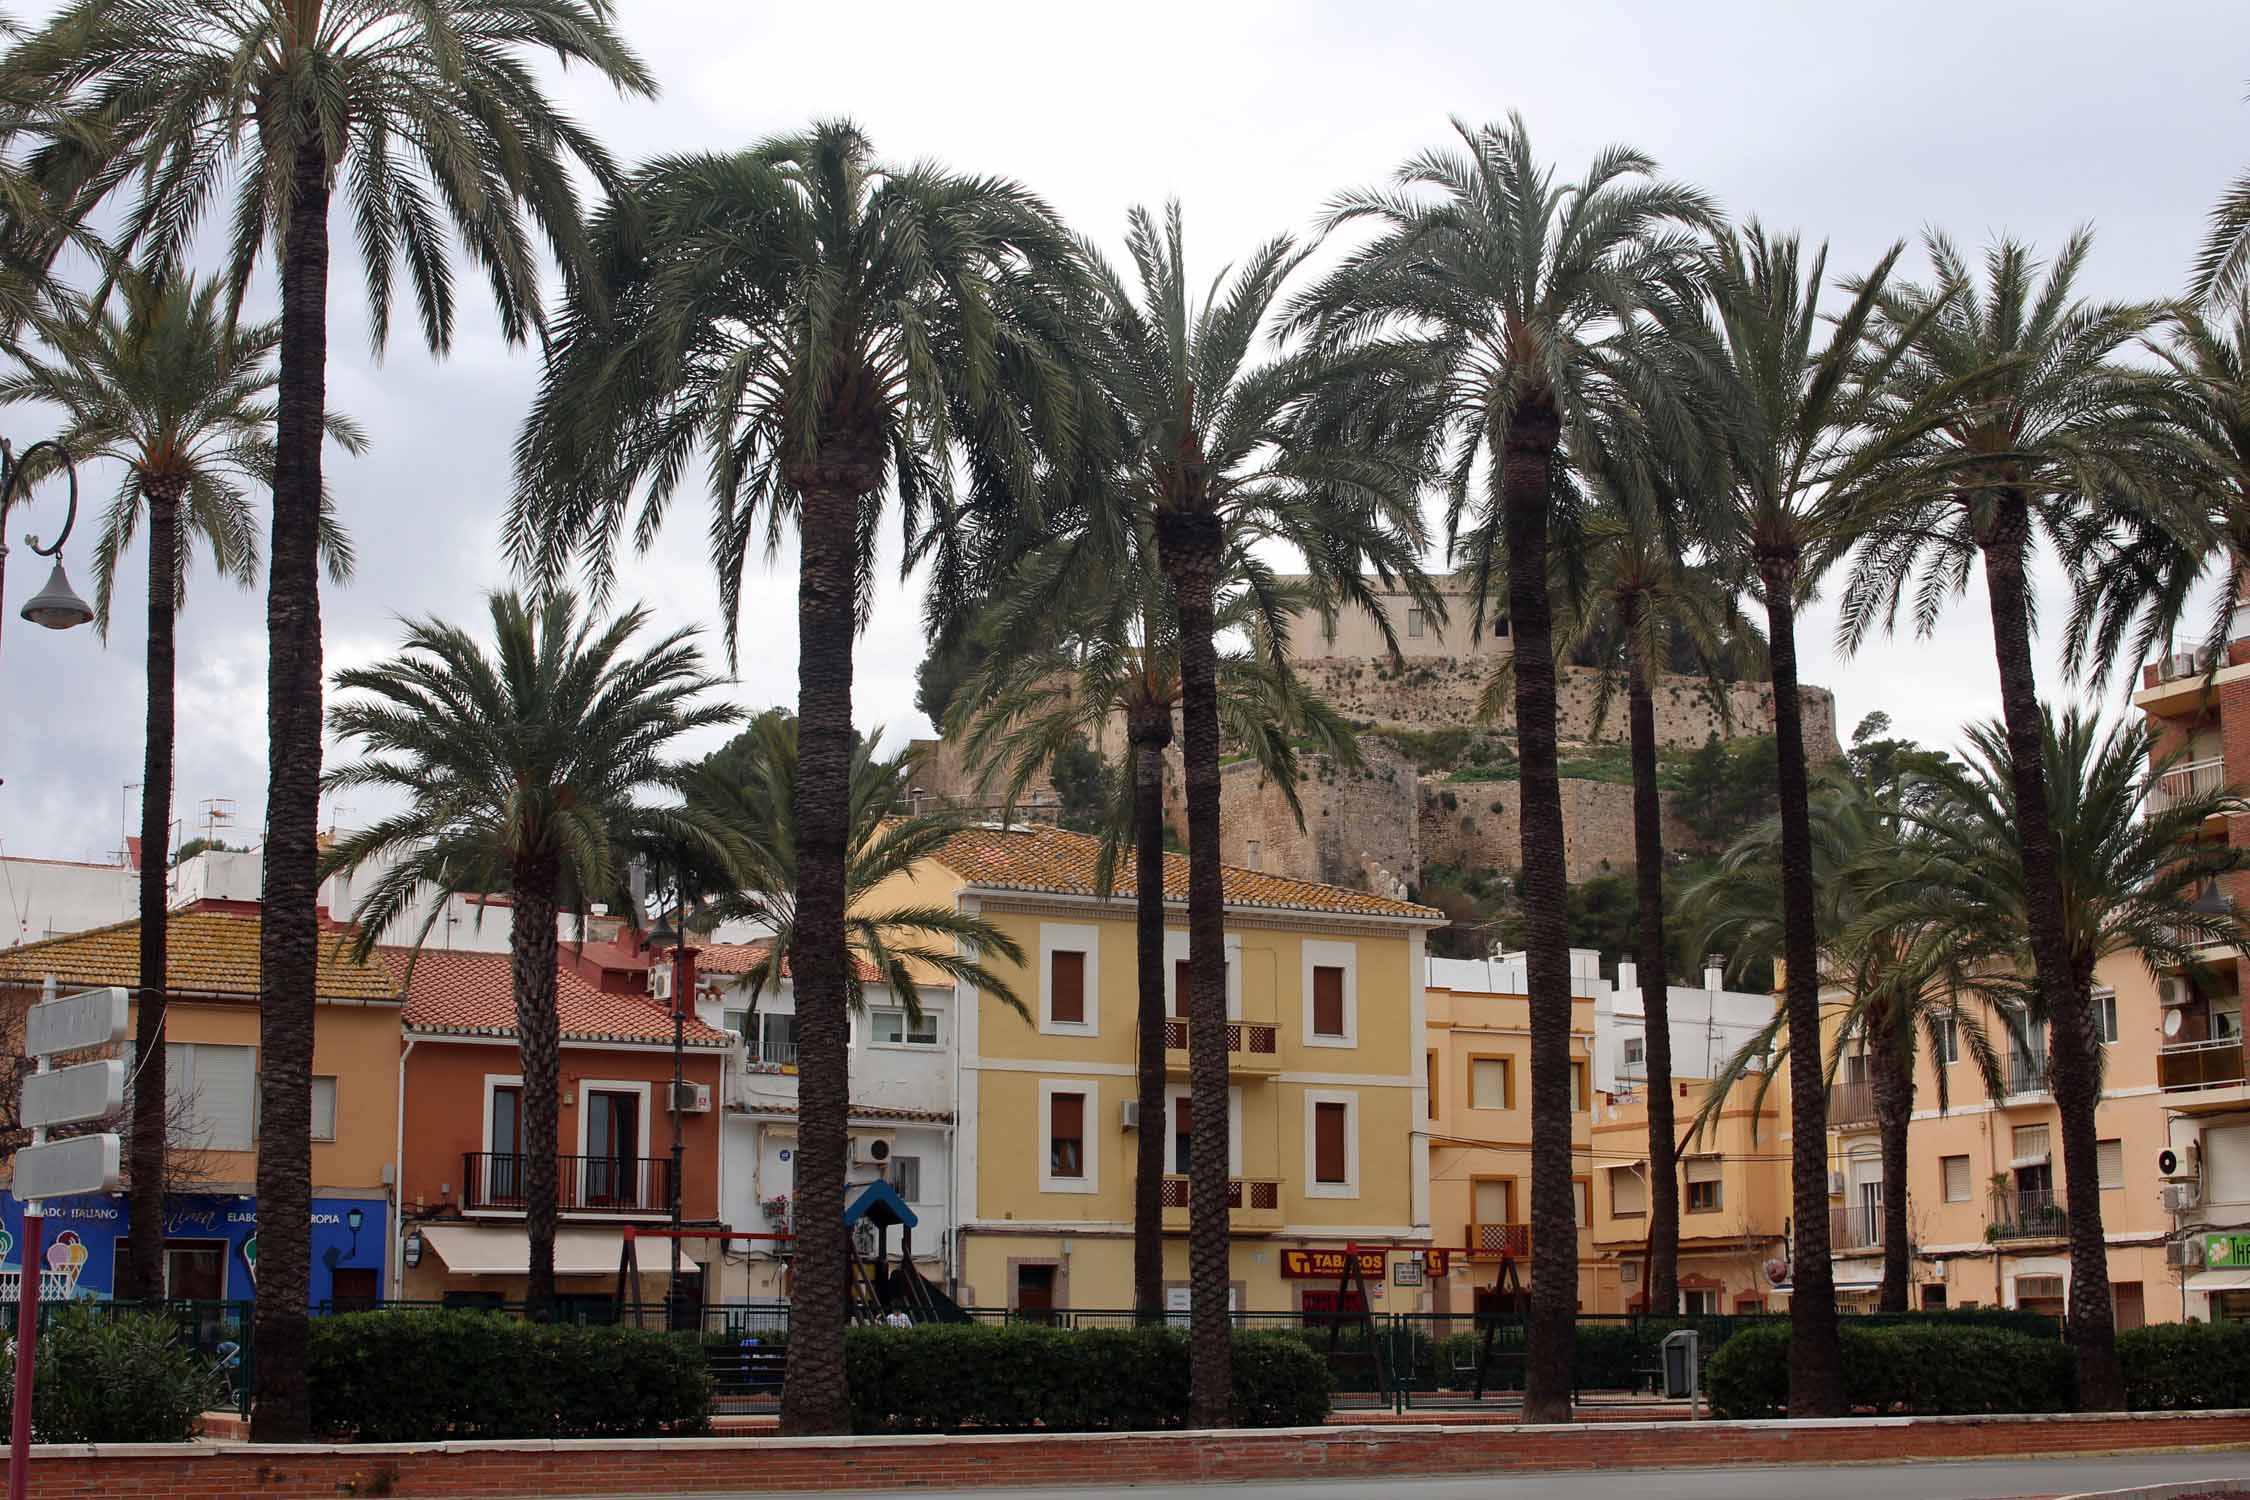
(0, 1305, 216, 1442)
(1706, 1322, 2075, 1419)
(2120, 1321, 2250, 1409)
(844, 1325, 1330, 1431)
(307, 1310, 710, 1441)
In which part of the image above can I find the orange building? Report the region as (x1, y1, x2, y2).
(392, 945, 731, 1314)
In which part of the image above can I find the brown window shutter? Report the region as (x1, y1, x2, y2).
(1050, 1091, 1085, 1177)
(1052, 950, 1085, 1024)
(1174, 959, 1192, 1017)
(1313, 966, 1346, 1036)
(1314, 1101, 1347, 1183)
(1174, 1094, 1192, 1131)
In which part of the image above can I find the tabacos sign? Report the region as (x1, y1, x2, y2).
(1280, 1249, 1387, 1280)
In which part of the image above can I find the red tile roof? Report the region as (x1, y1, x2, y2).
(697, 941, 885, 984)
(389, 948, 731, 1047)
(742, 1100, 954, 1126)
(0, 909, 401, 1001)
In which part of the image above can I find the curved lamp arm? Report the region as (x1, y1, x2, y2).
(3, 439, 78, 557)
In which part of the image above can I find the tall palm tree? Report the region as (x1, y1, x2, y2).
(1481, 473, 1753, 1314)
(1295, 116, 1714, 1421)
(321, 592, 737, 1310)
(1841, 232, 2197, 1406)
(2196, 143, 2250, 305)
(951, 541, 1358, 1320)
(1676, 223, 1951, 1414)
(509, 122, 1095, 1435)
(1053, 202, 1427, 1423)
(0, 273, 360, 1299)
(3, 0, 654, 1437)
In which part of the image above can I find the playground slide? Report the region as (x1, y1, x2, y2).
(884, 1266, 971, 1323)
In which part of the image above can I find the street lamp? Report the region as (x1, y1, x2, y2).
(0, 439, 91, 648)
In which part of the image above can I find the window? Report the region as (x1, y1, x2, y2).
(1051, 951, 1086, 1025)
(1936, 1015, 1961, 1065)
(753, 1012, 798, 1067)
(1471, 1057, 1512, 1110)
(1472, 1177, 1513, 1227)
(1573, 1178, 1590, 1227)
(1311, 966, 1347, 1038)
(1407, 607, 1426, 638)
(312, 1076, 337, 1142)
(1683, 1289, 1719, 1316)
(890, 1155, 922, 1203)
(1426, 1051, 1440, 1120)
(1245, 840, 1261, 870)
(1040, 923, 1100, 1034)
(1172, 1095, 1193, 1175)
(1570, 1060, 1589, 1112)
(873, 1008, 939, 1047)
(1306, 1091, 1358, 1196)
(2096, 990, 2120, 1045)
(1174, 959, 1191, 1019)
(1040, 1081, 1096, 1193)
(1609, 1165, 1646, 1218)
(1622, 1035, 1645, 1074)
(1685, 1156, 1723, 1214)
(2013, 1123, 2051, 1161)
(1301, 941, 1357, 1046)
(1619, 1259, 1640, 1284)
(2098, 1137, 2125, 1191)
(1942, 1155, 1972, 1203)
(168, 1042, 254, 1151)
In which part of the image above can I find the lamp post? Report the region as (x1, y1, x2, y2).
(0, 438, 93, 656)
(648, 862, 694, 1330)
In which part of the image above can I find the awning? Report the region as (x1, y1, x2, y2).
(2187, 1267, 2250, 1295)
(1832, 1270, 1884, 1291)
(420, 1224, 699, 1277)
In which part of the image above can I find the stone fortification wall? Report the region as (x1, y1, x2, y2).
(1215, 750, 1420, 901)
(1416, 777, 1702, 884)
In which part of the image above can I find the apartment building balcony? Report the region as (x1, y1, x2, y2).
(462, 1152, 674, 1216)
(2004, 1048, 2050, 1100)
(1828, 1080, 1876, 1128)
(2135, 647, 2221, 714)
(2159, 1037, 2248, 1093)
(1990, 1188, 2069, 1242)
(2147, 756, 2230, 816)
(1162, 1018, 1282, 1077)
(1463, 1222, 1532, 1261)
(1829, 1202, 1885, 1252)
(1159, 1173, 1283, 1233)
(743, 1037, 798, 1074)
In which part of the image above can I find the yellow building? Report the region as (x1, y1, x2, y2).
(867, 822, 1444, 1314)
(1423, 955, 1598, 1311)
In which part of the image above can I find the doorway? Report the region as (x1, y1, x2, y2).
(2113, 1281, 2146, 1331)
(329, 1267, 380, 1309)
(490, 1083, 524, 1203)
(1014, 1263, 1059, 1324)
(585, 1087, 642, 1206)
(164, 1240, 227, 1300)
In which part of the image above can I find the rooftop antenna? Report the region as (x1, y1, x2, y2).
(199, 796, 237, 848)
(118, 782, 140, 866)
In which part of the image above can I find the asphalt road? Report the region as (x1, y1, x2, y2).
(730, 1454, 2248, 1500)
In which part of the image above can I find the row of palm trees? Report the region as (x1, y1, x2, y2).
(0, 0, 2247, 1440)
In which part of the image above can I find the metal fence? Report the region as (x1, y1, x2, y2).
(3, 1298, 253, 1418)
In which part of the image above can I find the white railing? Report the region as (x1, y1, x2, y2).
(0, 1268, 79, 1302)
(2148, 757, 2228, 815)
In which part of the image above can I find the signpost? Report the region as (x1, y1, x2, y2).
(10, 984, 125, 1500)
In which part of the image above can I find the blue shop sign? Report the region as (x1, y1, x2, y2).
(0, 1191, 385, 1303)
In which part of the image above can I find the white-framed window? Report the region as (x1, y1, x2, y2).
(1164, 930, 1242, 1020)
(168, 1042, 254, 1151)
(1304, 1089, 1360, 1198)
(1685, 1155, 1723, 1214)
(1942, 1154, 1972, 1203)
(1039, 1080, 1098, 1194)
(312, 1076, 338, 1142)
(1163, 1083, 1244, 1177)
(1301, 940, 1358, 1048)
(872, 1007, 940, 1047)
(890, 1155, 922, 1203)
(1039, 923, 1101, 1036)
(2098, 1138, 2124, 1191)
(1609, 1164, 1646, 1218)
(2095, 989, 2120, 1046)
(1622, 1035, 1646, 1072)
(1683, 1288, 1720, 1316)
(1936, 1015, 1961, 1065)
(1407, 607, 1427, 639)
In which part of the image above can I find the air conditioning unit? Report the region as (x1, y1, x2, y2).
(2162, 1182, 2202, 1215)
(2162, 977, 2195, 1009)
(1828, 1171, 1846, 1196)
(2168, 1238, 2206, 1269)
(1120, 1100, 1141, 1130)
(666, 1081, 711, 1113)
(2172, 652, 2198, 681)
(649, 967, 672, 1000)
(852, 1134, 897, 1166)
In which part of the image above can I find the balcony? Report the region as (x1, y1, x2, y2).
(745, 1038, 798, 1074)
(1159, 1174, 1283, 1233)
(2147, 756, 2229, 816)
(2004, 1048, 2049, 1099)
(1829, 1202, 1885, 1252)
(2159, 1038, 2248, 1092)
(1828, 1080, 1875, 1128)
(462, 1152, 674, 1216)
(1162, 1018, 1281, 1077)
(1990, 1188, 2069, 1242)
(1464, 1222, 1532, 1260)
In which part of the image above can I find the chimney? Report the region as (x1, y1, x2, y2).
(1703, 962, 1723, 993)
(1616, 960, 1638, 997)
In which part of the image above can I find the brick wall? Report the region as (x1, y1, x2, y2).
(19, 1410, 2250, 1498)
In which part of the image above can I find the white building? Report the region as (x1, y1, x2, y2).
(0, 851, 138, 946)
(1593, 961, 1776, 1093)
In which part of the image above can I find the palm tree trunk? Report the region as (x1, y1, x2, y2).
(513, 861, 562, 1313)
(1130, 716, 1173, 1324)
(1156, 508, 1232, 1429)
(1754, 546, 1844, 1417)
(779, 474, 865, 1436)
(1626, 640, 1679, 1317)
(124, 477, 181, 1302)
(1868, 1025, 1913, 1313)
(1978, 495, 2121, 1408)
(1503, 399, 1575, 1425)
(251, 125, 331, 1446)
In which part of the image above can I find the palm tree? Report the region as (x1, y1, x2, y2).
(0, 273, 360, 1299)
(509, 122, 1095, 1435)
(1048, 201, 1427, 1423)
(1481, 471, 1753, 1315)
(3, 0, 654, 1438)
(1677, 223, 1950, 1414)
(951, 541, 1358, 1320)
(2196, 146, 2250, 305)
(1841, 232, 2197, 1406)
(1295, 116, 1715, 1421)
(320, 593, 738, 1311)
(685, 711, 1030, 1027)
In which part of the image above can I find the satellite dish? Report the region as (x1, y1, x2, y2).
(2164, 1009, 2185, 1039)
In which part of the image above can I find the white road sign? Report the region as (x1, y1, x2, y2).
(24, 986, 127, 1058)
(21, 1059, 123, 1130)
(13, 1132, 121, 1200)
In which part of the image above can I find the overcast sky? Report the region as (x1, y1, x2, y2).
(0, 0, 2244, 865)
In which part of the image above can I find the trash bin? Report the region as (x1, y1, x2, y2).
(1660, 1328, 1700, 1404)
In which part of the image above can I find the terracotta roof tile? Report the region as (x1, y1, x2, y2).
(0, 909, 401, 1001)
(391, 948, 731, 1047)
(741, 1100, 954, 1126)
(925, 822, 1443, 921)
(697, 941, 884, 984)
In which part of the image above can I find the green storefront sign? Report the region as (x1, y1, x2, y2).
(2206, 1233, 2250, 1267)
